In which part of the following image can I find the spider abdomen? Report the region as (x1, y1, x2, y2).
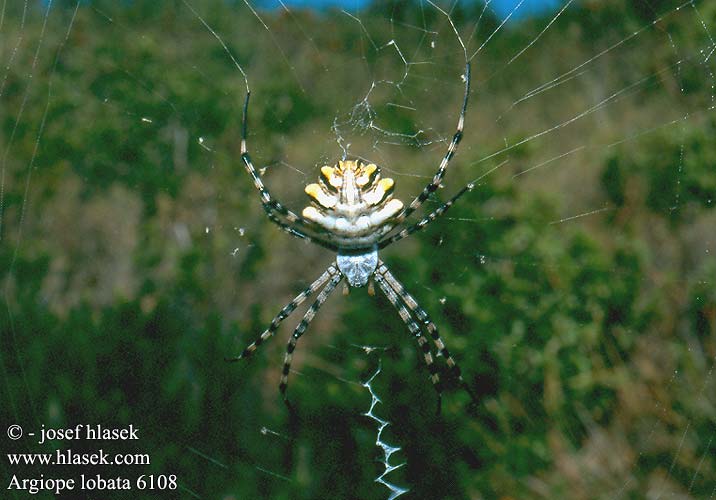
(301, 159, 403, 246)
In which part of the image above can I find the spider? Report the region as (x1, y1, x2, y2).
(230, 63, 477, 411)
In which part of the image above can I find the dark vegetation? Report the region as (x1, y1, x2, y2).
(1, 1, 715, 498)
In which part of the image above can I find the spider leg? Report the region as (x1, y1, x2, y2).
(378, 261, 478, 406)
(373, 268, 444, 413)
(227, 265, 340, 361)
(378, 181, 474, 249)
(391, 62, 470, 226)
(241, 91, 338, 252)
(279, 272, 343, 404)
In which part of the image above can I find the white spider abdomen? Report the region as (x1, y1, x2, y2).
(301, 159, 404, 248)
(337, 248, 378, 287)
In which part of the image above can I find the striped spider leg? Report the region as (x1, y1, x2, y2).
(388, 62, 470, 227)
(376, 261, 478, 413)
(240, 91, 338, 252)
(372, 269, 444, 406)
(227, 266, 339, 362)
(279, 271, 343, 405)
(378, 180, 475, 250)
(232, 61, 478, 410)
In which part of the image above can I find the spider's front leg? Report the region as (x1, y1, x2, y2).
(279, 273, 343, 407)
(227, 266, 339, 362)
(376, 261, 478, 413)
(373, 270, 445, 414)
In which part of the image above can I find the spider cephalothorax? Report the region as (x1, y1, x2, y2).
(231, 62, 476, 412)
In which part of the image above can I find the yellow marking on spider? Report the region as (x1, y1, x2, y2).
(305, 183, 337, 208)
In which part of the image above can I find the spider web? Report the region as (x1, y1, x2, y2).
(1, 0, 715, 498)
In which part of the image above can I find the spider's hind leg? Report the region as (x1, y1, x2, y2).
(391, 62, 470, 225)
(239, 91, 338, 252)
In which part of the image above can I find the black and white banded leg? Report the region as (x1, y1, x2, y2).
(227, 265, 340, 361)
(241, 92, 338, 252)
(392, 62, 470, 225)
(379, 181, 475, 249)
(279, 272, 343, 403)
(373, 270, 445, 412)
(378, 262, 476, 403)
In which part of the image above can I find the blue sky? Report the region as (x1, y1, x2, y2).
(258, 0, 564, 20)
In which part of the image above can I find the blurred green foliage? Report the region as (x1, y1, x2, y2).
(1, 1, 715, 499)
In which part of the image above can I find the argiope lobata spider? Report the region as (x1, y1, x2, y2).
(230, 63, 478, 411)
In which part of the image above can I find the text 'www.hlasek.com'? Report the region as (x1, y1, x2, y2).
(6, 423, 177, 495)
